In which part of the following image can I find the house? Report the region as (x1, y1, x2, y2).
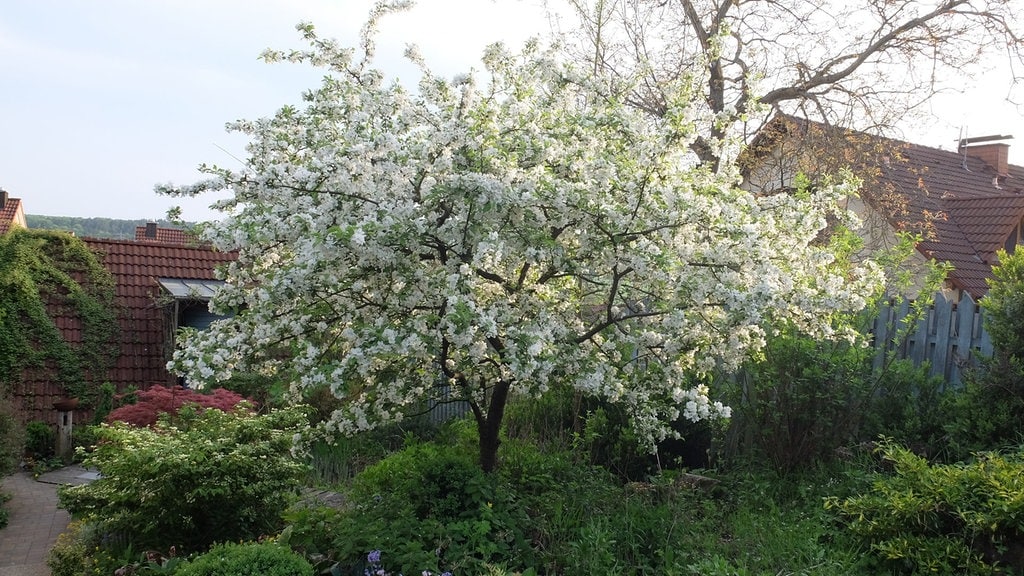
(743, 115, 1024, 301)
(2, 199, 236, 422)
(0, 190, 27, 235)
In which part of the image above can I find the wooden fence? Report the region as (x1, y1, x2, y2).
(870, 292, 993, 387)
(417, 291, 994, 425)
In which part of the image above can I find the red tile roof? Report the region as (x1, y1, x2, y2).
(756, 116, 1024, 299)
(13, 236, 236, 422)
(134, 224, 193, 244)
(84, 237, 237, 390)
(0, 193, 27, 235)
(876, 141, 1024, 297)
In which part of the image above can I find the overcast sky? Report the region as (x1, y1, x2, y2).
(1, 0, 1021, 221)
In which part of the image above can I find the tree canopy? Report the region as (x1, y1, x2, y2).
(161, 8, 883, 471)
(558, 0, 1024, 168)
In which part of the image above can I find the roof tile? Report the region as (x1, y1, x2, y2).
(765, 116, 1024, 299)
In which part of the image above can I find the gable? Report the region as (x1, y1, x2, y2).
(745, 115, 1024, 299)
(0, 192, 27, 235)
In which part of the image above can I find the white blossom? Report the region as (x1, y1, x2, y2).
(162, 27, 884, 457)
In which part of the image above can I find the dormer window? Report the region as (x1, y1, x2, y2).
(158, 278, 231, 386)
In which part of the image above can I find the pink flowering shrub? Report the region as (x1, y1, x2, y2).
(106, 385, 249, 427)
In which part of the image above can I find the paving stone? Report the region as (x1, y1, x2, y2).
(0, 466, 91, 575)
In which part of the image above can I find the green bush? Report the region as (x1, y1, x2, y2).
(933, 248, 1024, 458)
(24, 420, 54, 460)
(858, 359, 950, 458)
(46, 520, 123, 576)
(287, 437, 530, 575)
(502, 383, 583, 450)
(0, 491, 10, 530)
(90, 382, 116, 424)
(58, 407, 308, 553)
(826, 440, 1024, 574)
(176, 542, 313, 576)
(70, 425, 101, 461)
(0, 394, 23, 475)
(724, 329, 876, 472)
(940, 362, 1024, 459)
(503, 385, 714, 481)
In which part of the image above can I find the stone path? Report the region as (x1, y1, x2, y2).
(0, 466, 97, 576)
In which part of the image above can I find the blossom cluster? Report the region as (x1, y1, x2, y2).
(161, 24, 884, 452)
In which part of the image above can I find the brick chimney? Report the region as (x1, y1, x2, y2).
(0, 189, 7, 209)
(145, 222, 158, 238)
(960, 135, 1013, 176)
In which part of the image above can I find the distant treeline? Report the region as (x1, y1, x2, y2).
(25, 215, 190, 240)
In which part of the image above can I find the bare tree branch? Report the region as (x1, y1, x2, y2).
(555, 0, 1024, 166)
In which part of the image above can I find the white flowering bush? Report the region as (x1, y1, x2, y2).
(160, 7, 883, 471)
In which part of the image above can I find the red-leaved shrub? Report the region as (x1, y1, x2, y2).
(106, 385, 249, 427)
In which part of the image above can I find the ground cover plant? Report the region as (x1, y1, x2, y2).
(828, 440, 1024, 574)
(281, 413, 881, 576)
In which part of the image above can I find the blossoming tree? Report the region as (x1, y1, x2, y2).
(161, 13, 883, 472)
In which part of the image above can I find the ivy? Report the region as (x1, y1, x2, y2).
(0, 228, 119, 405)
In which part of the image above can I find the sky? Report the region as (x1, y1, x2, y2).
(1, 0, 1022, 222)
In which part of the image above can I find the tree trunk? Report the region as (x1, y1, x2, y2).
(477, 380, 511, 473)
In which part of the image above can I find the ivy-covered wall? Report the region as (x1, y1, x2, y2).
(0, 228, 120, 413)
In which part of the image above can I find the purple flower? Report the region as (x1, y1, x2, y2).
(367, 550, 382, 564)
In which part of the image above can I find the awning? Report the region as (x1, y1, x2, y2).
(158, 278, 225, 300)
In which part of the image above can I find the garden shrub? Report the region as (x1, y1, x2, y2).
(70, 425, 101, 460)
(857, 359, 951, 458)
(90, 381, 116, 424)
(59, 407, 308, 553)
(176, 541, 313, 576)
(306, 436, 390, 486)
(936, 249, 1024, 458)
(0, 394, 23, 475)
(826, 439, 1024, 574)
(47, 520, 116, 576)
(105, 384, 248, 427)
(299, 439, 531, 575)
(724, 329, 876, 472)
(216, 371, 287, 412)
(502, 383, 583, 450)
(0, 491, 10, 530)
(941, 363, 1024, 459)
(304, 415, 447, 487)
(503, 386, 713, 481)
(24, 420, 55, 459)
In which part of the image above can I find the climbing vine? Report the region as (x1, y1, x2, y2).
(0, 228, 119, 405)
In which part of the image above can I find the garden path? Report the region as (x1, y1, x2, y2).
(0, 465, 96, 576)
